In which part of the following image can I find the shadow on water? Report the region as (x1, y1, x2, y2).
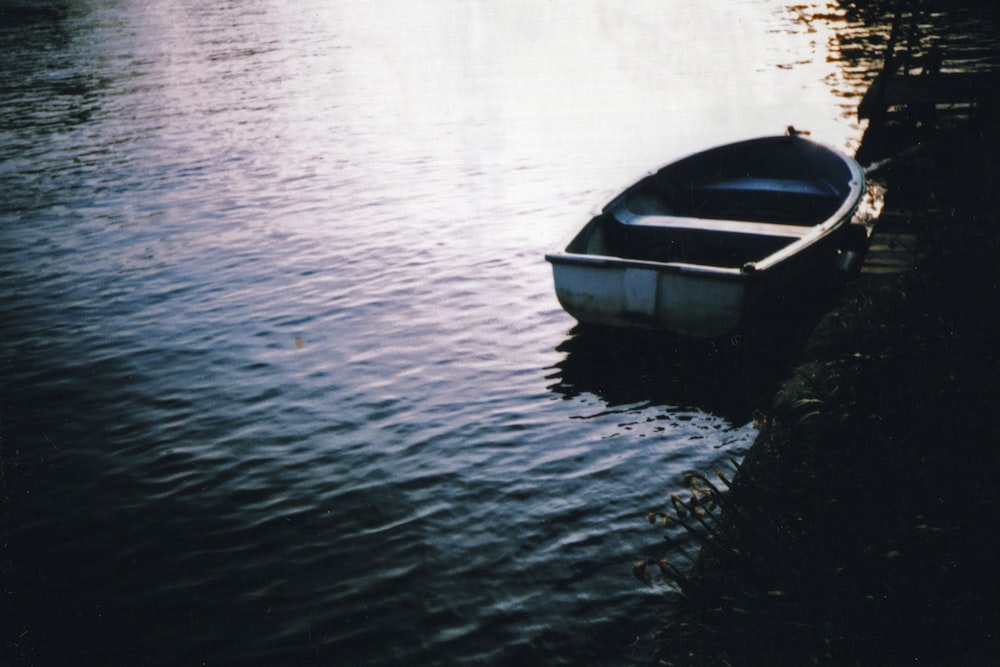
(547, 309, 828, 425)
(0, 2, 67, 25)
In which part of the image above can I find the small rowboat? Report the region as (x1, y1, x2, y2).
(545, 132, 868, 337)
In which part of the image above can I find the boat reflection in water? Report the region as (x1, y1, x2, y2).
(547, 320, 818, 426)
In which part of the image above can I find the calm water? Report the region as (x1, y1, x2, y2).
(2, 1, 875, 664)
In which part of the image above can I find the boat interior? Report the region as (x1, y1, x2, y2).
(569, 175, 845, 269)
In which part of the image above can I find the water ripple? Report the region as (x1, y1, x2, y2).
(0, 0, 899, 663)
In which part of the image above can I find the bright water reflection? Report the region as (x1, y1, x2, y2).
(2, 1, 877, 664)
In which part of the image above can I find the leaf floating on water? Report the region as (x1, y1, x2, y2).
(295, 337, 304, 349)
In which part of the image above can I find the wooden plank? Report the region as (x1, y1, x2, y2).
(860, 72, 1000, 119)
(861, 232, 918, 275)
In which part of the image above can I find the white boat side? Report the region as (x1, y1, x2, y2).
(548, 257, 748, 336)
(545, 134, 867, 336)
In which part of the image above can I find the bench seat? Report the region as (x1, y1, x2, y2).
(619, 215, 815, 239)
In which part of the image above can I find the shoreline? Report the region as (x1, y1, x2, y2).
(647, 80, 1000, 666)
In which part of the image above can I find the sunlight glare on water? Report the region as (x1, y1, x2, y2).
(265, 0, 869, 222)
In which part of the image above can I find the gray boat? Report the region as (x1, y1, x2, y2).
(545, 132, 867, 337)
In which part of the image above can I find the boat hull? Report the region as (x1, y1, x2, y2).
(548, 228, 850, 337)
(549, 259, 748, 337)
(545, 134, 867, 337)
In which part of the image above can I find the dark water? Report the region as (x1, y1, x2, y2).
(2, 1, 886, 664)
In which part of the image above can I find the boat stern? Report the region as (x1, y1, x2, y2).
(547, 255, 748, 337)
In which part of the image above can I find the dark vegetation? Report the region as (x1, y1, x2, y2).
(642, 126, 999, 667)
(641, 3, 1000, 661)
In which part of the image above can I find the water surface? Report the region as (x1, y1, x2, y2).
(2, 1, 877, 664)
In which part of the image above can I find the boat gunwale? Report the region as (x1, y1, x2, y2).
(546, 135, 866, 276)
(617, 215, 817, 238)
(544, 250, 748, 278)
(750, 153, 865, 272)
